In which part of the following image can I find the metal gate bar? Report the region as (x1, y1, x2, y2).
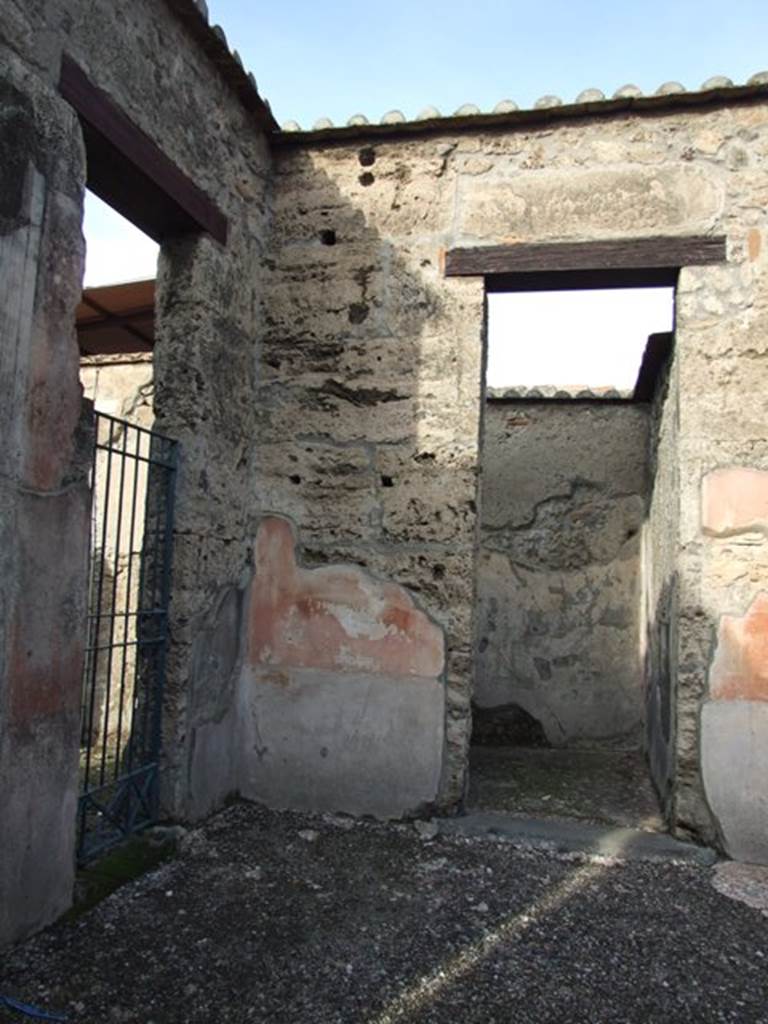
(77, 412, 178, 862)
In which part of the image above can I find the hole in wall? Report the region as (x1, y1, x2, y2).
(289, 474, 301, 484)
(319, 229, 336, 246)
(358, 172, 375, 187)
(381, 475, 394, 487)
(348, 303, 369, 324)
(358, 147, 376, 167)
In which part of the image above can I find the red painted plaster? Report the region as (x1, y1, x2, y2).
(8, 621, 83, 727)
(247, 517, 444, 678)
(710, 592, 768, 702)
(702, 467, 768, 537)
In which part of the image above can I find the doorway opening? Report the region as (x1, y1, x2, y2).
(471, 274, 676, 830)
(59, 50, 229, 857)
(74, 192, 177, 860)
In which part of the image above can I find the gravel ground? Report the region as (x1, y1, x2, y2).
(2, 802, 767, 1024)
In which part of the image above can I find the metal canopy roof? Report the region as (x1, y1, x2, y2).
(76, 279, 155, 356)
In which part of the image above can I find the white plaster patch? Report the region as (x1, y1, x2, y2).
(323, 601, 396, 641)
(712, 861, 768, 916)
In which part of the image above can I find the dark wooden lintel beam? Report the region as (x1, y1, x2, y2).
(445, 236, 727, 277)
(59, 54, 227, 245)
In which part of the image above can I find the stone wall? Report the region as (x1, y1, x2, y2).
(80, 355, 154, 428)
(701, 472, 768, 860)
(61, 0, 274, 822)
(267, 97, 768, 837)
(237, 517, 446, 818)
(476, 400, 649, 748)
(260, 144, 485, 808)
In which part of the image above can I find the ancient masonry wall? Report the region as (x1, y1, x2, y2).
(266, 99, 768, 834)
(476, 399, 649, 749)
(1, 0, 272, 944)
(261, 144, 485, 808)
(80, 355, 154, 428)
(61, 0, 275, 822)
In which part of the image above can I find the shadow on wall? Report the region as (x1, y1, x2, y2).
(641, 572, 680, 829)
(181, 144, 485, 820)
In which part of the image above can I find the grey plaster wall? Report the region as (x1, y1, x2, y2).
(262, 145, 485, 810)
(476, 401, 649, 748)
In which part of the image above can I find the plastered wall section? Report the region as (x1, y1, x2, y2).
(262, 144, 485, 809)
(235, 517, 446, 818)
(671, 106, 768, 846)
(476, 401, 649, 748)
(0, 0, 271, 944)
(268, 99, 768, 833)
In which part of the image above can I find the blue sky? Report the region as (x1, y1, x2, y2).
(82, 0, 762, 385)
(206, 0, 767, 128)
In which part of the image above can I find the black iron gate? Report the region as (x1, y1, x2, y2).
(77, 412, 178, 862)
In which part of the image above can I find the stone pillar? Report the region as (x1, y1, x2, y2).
(0, 57, 90, 947)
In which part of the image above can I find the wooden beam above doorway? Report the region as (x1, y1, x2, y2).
(59, 54, 228, 245)
(444, 235, 727, 278)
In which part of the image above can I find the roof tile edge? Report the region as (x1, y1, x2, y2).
(163, 0, 279, 132)
(273, 75, 768, 143)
